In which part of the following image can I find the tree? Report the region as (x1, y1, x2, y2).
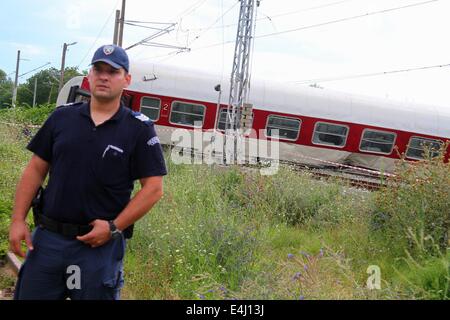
(0, 69, 13, 109)
(17, 67, 83, 106)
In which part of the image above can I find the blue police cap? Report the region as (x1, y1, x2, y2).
(91, 44, 129, 72)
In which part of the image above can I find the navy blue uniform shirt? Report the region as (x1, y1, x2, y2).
(27, 102, 167, 225)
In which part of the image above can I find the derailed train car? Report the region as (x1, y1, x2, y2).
(57, 62, 450, 173)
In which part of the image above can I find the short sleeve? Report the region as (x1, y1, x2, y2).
(130, 123, 167, 180)
(26, 113, 55, 163)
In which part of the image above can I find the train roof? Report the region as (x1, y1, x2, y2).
(128, 62, 450, 139)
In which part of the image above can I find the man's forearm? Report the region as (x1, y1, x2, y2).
(12, 164, 47, 222)
(113, 182, 163, 231)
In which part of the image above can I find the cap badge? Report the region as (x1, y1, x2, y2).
(103, 45, 115, 55)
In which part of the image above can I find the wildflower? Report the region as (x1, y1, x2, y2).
(287, 253, 294, 259)
(198, 294, 206, 299)
(303, 264, 308, 271)
(292, 272, 302, 281)
(219, 286, 228, 294)
(319, 248, 324, 257)
(299, 295, 305, 300)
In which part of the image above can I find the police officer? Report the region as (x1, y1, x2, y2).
(8, 44, 167, 300)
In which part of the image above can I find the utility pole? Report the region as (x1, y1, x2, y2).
(225, 0, 259, 163)
(48, 84, 53, 104)
(12, 50, 20, 107)
(113, 10, 121, 45)
(118, 0, 126, 47)
(32, 77, 37, 107)
(59, 42, 77, 93)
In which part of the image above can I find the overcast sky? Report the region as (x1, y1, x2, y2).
(2, 0, 450, 110)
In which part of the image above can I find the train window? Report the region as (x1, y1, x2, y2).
(170, 101, 206, 127)
(359, 129, 396, 155)
(140, 97, 161, 121)
(406, 137, 443, 160)
(312, 122, 348, 147)
(216, 108, 254, 132)
(265, 115, 301, 141)
(217, 109, 228, 131)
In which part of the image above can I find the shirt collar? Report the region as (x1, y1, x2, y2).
(80, 101, 126, 123)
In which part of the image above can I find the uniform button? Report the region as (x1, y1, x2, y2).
(93, 127, 97, 131)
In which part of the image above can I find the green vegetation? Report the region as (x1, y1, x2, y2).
(0, 105, 50, 256)
(0, 67, 85, 109)
(0, 105, 448, 299)
(0, 103, 55, 125)
(0, 69, 13, 109)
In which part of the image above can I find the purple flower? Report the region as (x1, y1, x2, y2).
(319, 248, 324, 257)
(303, 264, 308, 271)
(299, 295, 305, 300)
(292, 272, 302, 280)
(219, 286, 228, 293)
(287, 253, 294, 259)
(198, 294, 206, 299)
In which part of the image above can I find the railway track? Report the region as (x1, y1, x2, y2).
(169, 146, 392, 191)
(280, 161, 389, 191)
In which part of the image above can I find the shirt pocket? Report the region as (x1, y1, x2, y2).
(97, 148, 129, 186)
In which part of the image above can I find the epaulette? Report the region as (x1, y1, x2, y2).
(131, 111, 152, 125)
(57, 101, 84, 109)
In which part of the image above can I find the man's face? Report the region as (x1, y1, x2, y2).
(88, 62, 131, 102)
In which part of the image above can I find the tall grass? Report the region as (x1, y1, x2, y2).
(122, 162, 379, 299)
(372, 146, 450, 299)
(0, 105, 52, 256)
(0, 107, 448, 299)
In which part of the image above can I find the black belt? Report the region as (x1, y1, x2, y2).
(34, 214, 93, 238)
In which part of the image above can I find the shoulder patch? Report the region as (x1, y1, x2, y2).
(147, 136, 160, 146)
(131, 111, 152, 125)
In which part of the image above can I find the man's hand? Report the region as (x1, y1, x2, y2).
(76, 219, 111, 248)
(9, 220, 34, 258)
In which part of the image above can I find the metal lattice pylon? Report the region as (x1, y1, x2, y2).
(225, 0, 259, 163)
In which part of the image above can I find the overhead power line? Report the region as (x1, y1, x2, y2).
(140, 0, 442, 65)
(187, 0, 356, 32)
(174, 0, 209, 22)
(77, 0, 120, 68)
(124, 22, 174, 30)
(18, 62, 52, 78)
(125, 20, 176, 25)
(265, 0, 355, 20)
(291, 63, 450, 84)
(255, 0, 440, 39)
(186, 0, 240, 47)
(161, 0, 441, 57)
(125, 22, 190, 51)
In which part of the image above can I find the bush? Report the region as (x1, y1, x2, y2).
(373, 146, 450, 257)
(262, 168, 342, 226)
(0, 103, 55, 125)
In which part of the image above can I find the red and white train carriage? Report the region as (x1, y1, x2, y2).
(57, 62, 450, 173)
